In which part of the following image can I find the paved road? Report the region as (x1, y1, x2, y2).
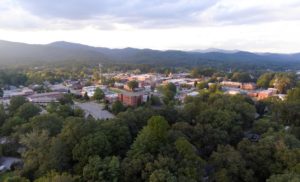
(75, 101, 115, 120)
(0, 157, 22, 171)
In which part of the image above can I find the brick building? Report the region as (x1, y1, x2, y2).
(241, 83, 257, 90)
(257, 90, 273, 100)
(118, 91, 143, 106)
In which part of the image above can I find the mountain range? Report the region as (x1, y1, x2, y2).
(1, 40, 300, 69)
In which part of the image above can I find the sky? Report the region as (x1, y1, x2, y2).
(0, 0, 300, 53)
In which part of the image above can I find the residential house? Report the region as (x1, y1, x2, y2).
(27, 92, 63, 105)
(241, 83, 257, 90)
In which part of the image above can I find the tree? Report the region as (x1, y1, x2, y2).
(162, 83, 177, 104)
(83, 92, 89, 100)
(149, 169, 177, 182)
(150, 95, 161, 106)
(287, 88, 300, 102)
(57, 105, 74, 118)
(3, 176, 29, 182)
(97, 120, 132, 156)
(128, 116, 169, 157)
(193, 81, 198, 87)
(59, 94, 73, 105)
(163, 90, 176, 104)
(112, 100, 125, 114)
(175, 137, 205, 181)
(29, 114, 63, 136)
(1, 116, 26, 136)
(20, 129, 51, 179)
(0, 104, 7, 126)
(257, 73, 274, 88)
(93, 88, 105, 101)
(209, 145, 254, 182)
(271, 73, 296, 94)
(231, 72, 252, 82)
(83, 156, 120, 182)
(122, 116, 170, 181)
(236, 133, 300, 181)
(208, 83, 220, 93)
(72, 131, 111, 171)
(267, 173, 300, 182)
(197, 82, 208, 90)
(0, 87, 3, 97)
(34, 171, 78, 182)
(127, 80, 139, 91)
(46, 118, 97, 173)
(164, 83, 177, 93)
(9, 96, 27, 114)
(15, 103, 41, 120)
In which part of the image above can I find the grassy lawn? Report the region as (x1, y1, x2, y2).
(108, 87, 122, 93)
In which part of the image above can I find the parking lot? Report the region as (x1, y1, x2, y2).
(75, 101, 115, 120)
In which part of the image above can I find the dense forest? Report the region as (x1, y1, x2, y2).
(1, 86, 300, 181)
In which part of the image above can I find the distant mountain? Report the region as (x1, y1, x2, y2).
(192, 48, 240, 54)
(0, 40, 111, 66)
(0, 40, 300, 70)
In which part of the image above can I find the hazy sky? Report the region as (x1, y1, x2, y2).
(0, 0, 300, 53)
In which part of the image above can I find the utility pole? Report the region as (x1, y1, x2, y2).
(99, 64, 103, 83)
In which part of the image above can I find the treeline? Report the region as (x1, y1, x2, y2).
(1, 87, 300, 181)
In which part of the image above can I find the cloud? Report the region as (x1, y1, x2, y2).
(211, 0, 300, 25)
(0, 0, 300, 30)
(10, 0, 218, 28)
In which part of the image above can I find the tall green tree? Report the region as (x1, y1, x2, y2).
(257, 73, 274, 88)
(34, 171, 78, 182)
(209, 145, 254, 182)
(0, 104, 7, 126)
(15, 103, 41, 120)
(0, 87, 3, 97)
(127, 80, 139, 90)
(9, 96, 27, 114)
(20, 129, 51, 179)
(231, 72, 252, 82)
(93, 88, 105, 101)
(271, 73, 296, 94)
(83, 156, 120, 182)
(72, 131, 111, 171)
(287, 88, 300, 102)
(112, 100, 125, 114)
(162, 83, 177, 104)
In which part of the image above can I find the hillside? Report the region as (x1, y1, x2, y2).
(0, 40, 300, 70)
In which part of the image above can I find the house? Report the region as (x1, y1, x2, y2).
(65, 80, 83, 90)
(226, 90, 241, 95)
(257, 90, 273, 100)
(81, 85, 107, 97)
(247, 92, 258, 97)
(118, 91, 144, 106)
(114, 82, 125, 88)
(105, 93, 119, 103)
(221, 81, 242, 88)
(27, 92, 63, 105)
(267, 88, 278, 94)
(2, 87, 34, 99)
(241, 83, 256, 90)
(49, 84, 69, 93)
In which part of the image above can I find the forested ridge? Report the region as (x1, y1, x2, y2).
(1, 40, 300, 70)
